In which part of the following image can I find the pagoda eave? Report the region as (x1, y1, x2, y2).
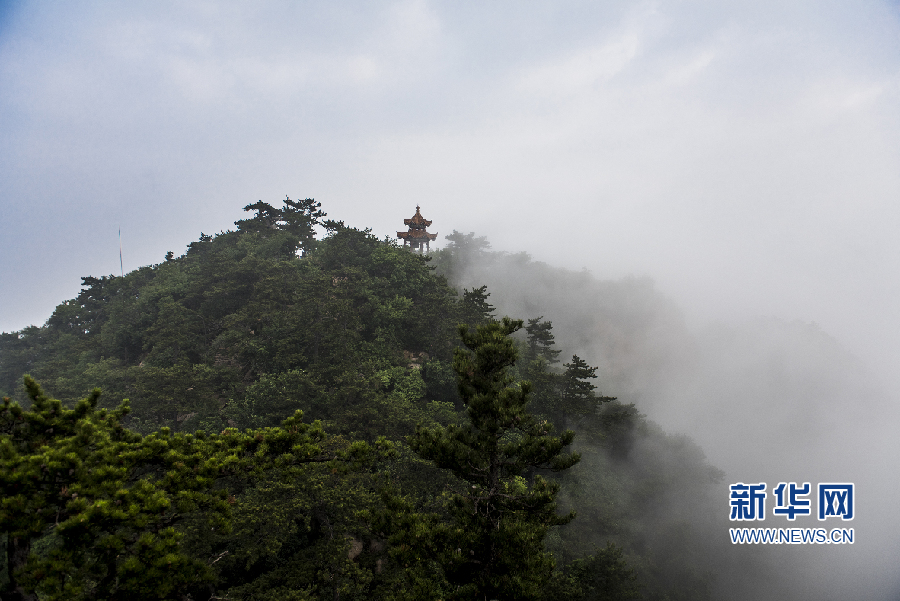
(397, 231, 438, 241)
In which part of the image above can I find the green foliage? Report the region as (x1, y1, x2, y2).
(443, 231, 491, 256)
(0, 220, 460, 432)
(235, 196, 327, 255)
(562, 354, 597, 399)
(458, 285, 495, 328)
(188, 434, 394, 601)
(409, 318, 579, 600)
(559, 354, 616, 421)
(0, 377, 328, 600)
(428, 230, 491, 284)
(543, 543, 640, 600)
(524, 316, 561, 365)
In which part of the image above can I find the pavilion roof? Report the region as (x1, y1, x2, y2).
(404, 205, 432, 228)
(397, 229, 438, 241)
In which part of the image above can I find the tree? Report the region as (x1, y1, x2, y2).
(190, 432, 393, 601)
(517, 318, 561, 426)
(235, 196, 327, 255)
(543, 543, 640, 600)
(409, 318, 580, 600)
(0, 377, 328, 601)
(442, 231, 491, 256)
(430, 231, 493, 282)
(458, 285, 495, 328)
(524, 317, 561, 365)
(560, 355, 615, 419)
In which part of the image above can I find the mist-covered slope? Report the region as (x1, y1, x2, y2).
(1, 200, 740, 600)
(432, 231, 900, 601)
(2, 205, 895, 599)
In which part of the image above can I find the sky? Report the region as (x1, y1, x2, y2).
(1, 0, 899, 376)
(2, 1, 899, 595)
(2, 1, 899, 364)
(1, 4, 899, 365)
(1, 1, 898, 372)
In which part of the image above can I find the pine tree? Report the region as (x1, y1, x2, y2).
(234, 196, 326, 255)
(562, 355, 598, 404)
(524, 316, 561, 364)
(459, 285, 495, 328)
(409, 318, 579, 600)
(561, 355, 617, 417)
(0, 377, 328, 601)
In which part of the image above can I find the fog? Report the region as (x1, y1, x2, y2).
(443, 245, 899, 598)
(2, 1, 899, 598)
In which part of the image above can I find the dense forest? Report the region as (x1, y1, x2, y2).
(1, 198, 729, 600)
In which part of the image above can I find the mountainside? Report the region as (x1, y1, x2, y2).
(431, 230, 893, 601)
(1, 199, 754, 600)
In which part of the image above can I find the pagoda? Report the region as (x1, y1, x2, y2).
(397, 206, 438, 253)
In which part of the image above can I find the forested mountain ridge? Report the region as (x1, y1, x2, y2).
(1, 199, 728, 600)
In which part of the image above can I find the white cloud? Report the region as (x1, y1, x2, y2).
(518, 31, 642, 96)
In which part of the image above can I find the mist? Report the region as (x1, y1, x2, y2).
(441, 242, 900, 599)
(2, 1, 899, 597)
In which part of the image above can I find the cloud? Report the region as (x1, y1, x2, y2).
(518, 31, 643, 96)
(1, 0, 899, 373)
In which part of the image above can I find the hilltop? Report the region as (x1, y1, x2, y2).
(1, 198, 735, 600)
